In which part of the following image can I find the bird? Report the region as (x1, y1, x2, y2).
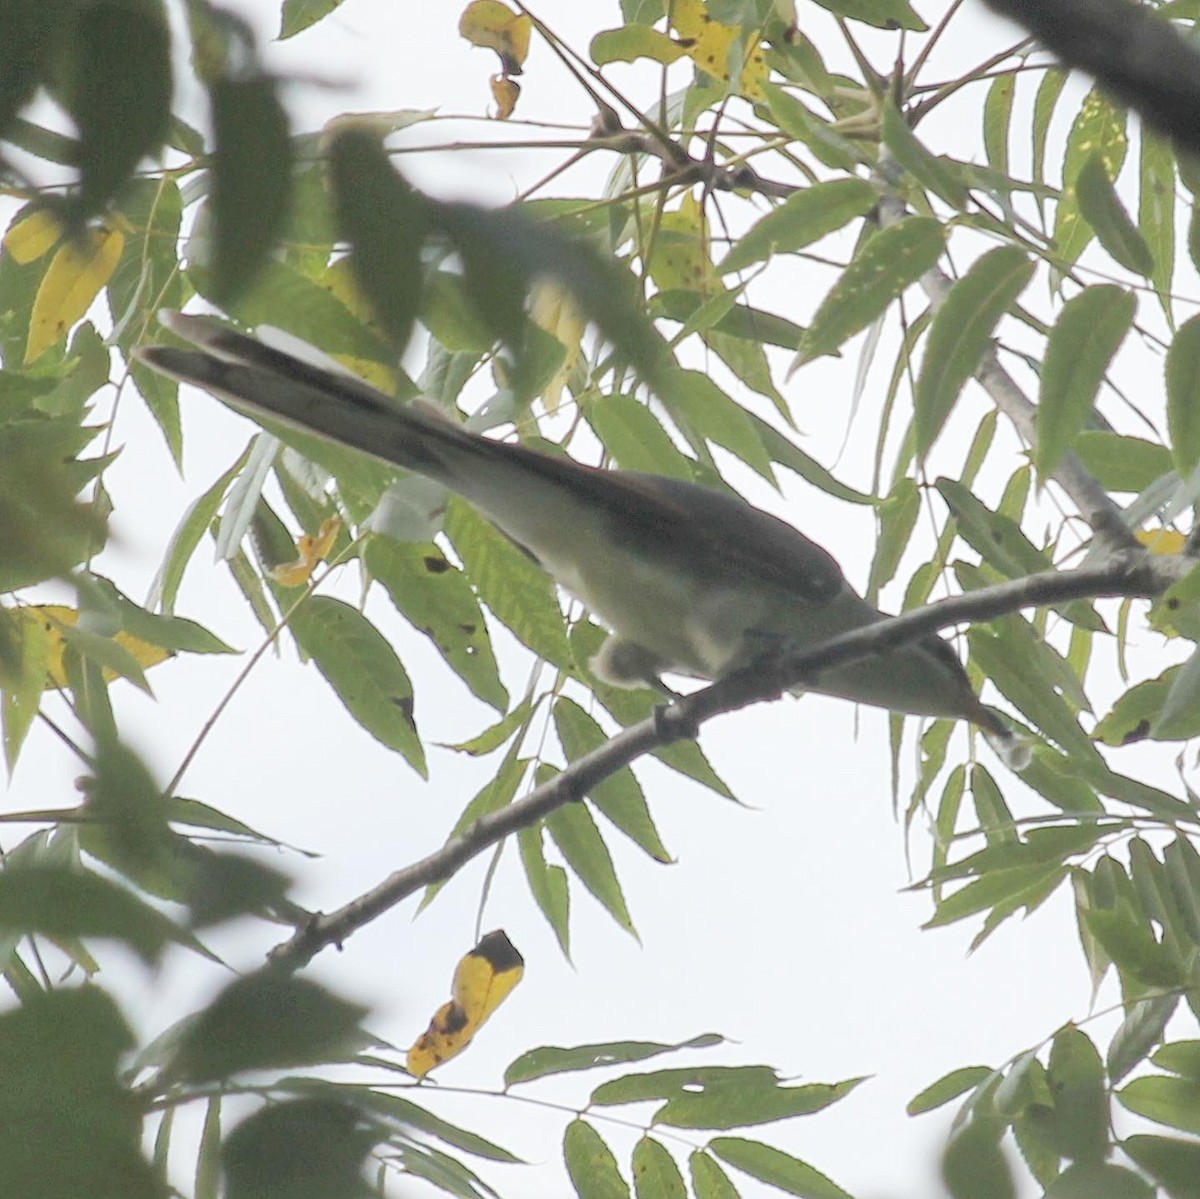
(138, 311, 1025, 767)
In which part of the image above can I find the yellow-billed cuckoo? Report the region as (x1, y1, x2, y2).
(139, 312, 1024, 765)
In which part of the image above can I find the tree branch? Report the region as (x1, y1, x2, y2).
(875, 189, 1139, 552)
(268, 551, 1189, 970)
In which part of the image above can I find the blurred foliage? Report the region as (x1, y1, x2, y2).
(4, 0, 1200, 1196)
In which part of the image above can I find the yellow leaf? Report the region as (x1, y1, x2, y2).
(459, 0, 533, 74)
(318, 259, 402, 393)
(1136, 529, 1187, 555)
(26, 225, 125, 364)
(529, 279, 585, 411)
(17, 606, 173, 690)
(407, 930, 524, 1078)
(269, 516, 344, 587)
(646, 193, 718, 293)
(490, 74, 521, 120)
(670, 0, 767, 101)
(3, 209, 63, 265)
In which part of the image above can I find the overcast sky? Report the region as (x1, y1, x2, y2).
(5, 3, 1193, 1198)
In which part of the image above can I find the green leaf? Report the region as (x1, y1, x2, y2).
(1155, 647, 1200, 740)
(0, 863, 181, 964)
(808, 0, 926, 31)
(505, 1034, 723, 1086)
(1166, 315, 1200, 477)
(795, 217, 945, 365)
(882, 100, 968, 208)
(1120, 1075, 1200, 1135)
(585, 392, 697, 479)
(329, 129, 427, 352)
(1033, 69, 1068, 205)
(908, 1066, 995, 1115)
(663, 368, 775, 482)
(942, 1120, 1014, 1199)
(210, 76, 293, 305)
(1036, 285, 1134, 479)
(591, 25, 685, 66)
(223, 1099, 379, 1199)
(1075, 154, 1155, 275)
(149, 446, 250, 612)
(710, 1136, 853, 1199)
(633, 1137, 686, 1199)
(1054, 89, 1127, 270)
(444, 497, 573, 673)
(365, 536, 507, 711)
(591, 1066, 862, 1129)
(553, 697, 671, 862)
(1072, 431, 1173, 494)
(915, 246, 1033, 459)
(720, 178, 876, 273)
(546, 798, 636, 934)
(689, 1152, 740, 1199)
(866, 477, 918, 603)
(983, 72, 1014, 177)
(925, 862, 1064, 929)
(1031, 1026, 1108, 1163)
(288, 596, 426, 775)
(1140, 131, 1176, 319)
(167, 971, 370, 1083)
(1108, 995, 1181, 1084)
(1153, 1041, 1200, 1080)
(0, 986, 162, 1199)
(968, 627, 1104, 764)
(518, 825, 571, 957)
(1124, 1134, 1200, 1199)
(564, 1120, 630, 1199)
(279, 0, 346, 39)
(66, 1, 171, 217)
(1046, 1162, 1153, 1199)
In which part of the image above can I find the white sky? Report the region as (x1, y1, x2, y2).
(5, 2, 1196, 1198)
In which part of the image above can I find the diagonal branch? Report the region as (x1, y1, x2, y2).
(268, 550, 1188, 970)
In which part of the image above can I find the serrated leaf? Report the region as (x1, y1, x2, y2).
(808, 0, 925, 31)
(553, 697, 670, 862)
(690, 1152, 740, 1199)
(518, 825, 571, 957)
(365, 536, 507, 711)
(720, 178, 876, 274)
(1109, 995, 1181, 1084)
(1054, 89, 1127, 271)
(1140, 131, 1176, 319)
(984, 73, 1014, 177)
(1166, 315, 1200, 477)
(1119, 1075, 1200, 1135)
(633, 1137, 686, 1199)
(794, 217, 945, 366)
(1123, 1135, 1200, 1199)
(882, 100, 968, 208)
(915, 246, 1032, 459)
(585, 392, 696, 479)
(444, 497, 572, 673)
(710, 1136, 853, 1199)
(1075, 154, 1154, 275)
(545, 799, 635, 934)
(1036, 285, 1134, 480)
(564, 1120, 630, 1199)
(1072, 431, 1173, 494)
(505, 1033, 723, 1086)
(1153, 646, 1200, 741)
(288, 596, 426, 775)
(908, 1066, 996, 1115)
